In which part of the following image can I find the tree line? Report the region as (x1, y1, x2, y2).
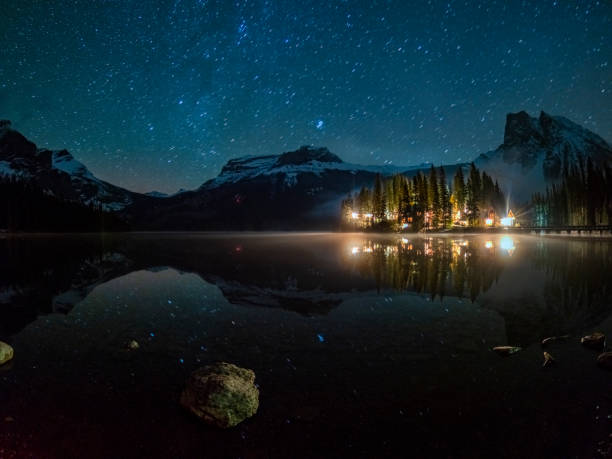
(532, 156, 612, 227)
(341, 163, 506, 231)
(0, 175, 129, 232)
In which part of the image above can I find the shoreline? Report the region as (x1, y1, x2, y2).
(1, 228, 611, 239)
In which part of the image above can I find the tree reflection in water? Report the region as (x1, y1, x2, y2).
(531, 238, 612, 332)
(346, 237, 505, 300)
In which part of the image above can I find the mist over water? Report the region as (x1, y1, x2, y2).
(0, 233, 611, 457)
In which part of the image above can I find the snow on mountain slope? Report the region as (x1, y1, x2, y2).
(475, 111, 612, 202)
(145, 191, 169, 198)
(0, 120, 137, 210)
(201, 145, 420, 189)
(145, 188, 190, 198)
(51, 149, 95, 179)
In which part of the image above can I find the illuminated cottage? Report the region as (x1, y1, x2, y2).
(501, 210, 515, 227)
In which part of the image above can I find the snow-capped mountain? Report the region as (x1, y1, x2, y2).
(200, 146, 414, 190)
(475, 111, 612, 202)
(3, 111, 609, 230)
(145, 191, 169, 198)
(145, 188, 190, 198)
(0, 120, 138, 210)
(125, 146, 450, 230)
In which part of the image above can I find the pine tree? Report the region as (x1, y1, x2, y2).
(373, 173, 386, 221)
(438, 166, 452, 228)
(341, 192, 354, 222)
(531, 157, 611, 227)
(428, 166, 440, 228)
(398, 178, 411, 225)
(466, 163, 481, 226)
(452, 166, 466, 219)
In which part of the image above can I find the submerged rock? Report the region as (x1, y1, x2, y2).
(126, 340, 140, 350)
(581, 332, 606, 350)
(0, 341, 13, 366)
(541, 335, 570, 346)
(597, 352, 612, 370)
(180, 362, 259, 428)
(542, 351, 555, 367)
(493, 346, 521, 356)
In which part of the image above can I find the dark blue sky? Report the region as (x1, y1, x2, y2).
(1, 0, 610, 193)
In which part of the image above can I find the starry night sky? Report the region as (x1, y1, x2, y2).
(1, 1, 610, 193)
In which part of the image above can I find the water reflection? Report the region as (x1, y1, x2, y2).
(346, 236, 506, 300)
(1, 233, 610, 458)
(0, 233, 611, 344)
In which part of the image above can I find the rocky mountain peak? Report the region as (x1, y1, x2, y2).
(274, 146, 343, 167)
(477, 111, 612, 202)
(0, 122, 136, 210)
(503, 111, 544, 146)
(0, 120, 38, 159)
(0, 120, 12, 132)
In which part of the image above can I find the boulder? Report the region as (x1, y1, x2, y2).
(581, 332, 606, 350)
(597, 352, 612, 370)
(542, 351, 555, 367)
(180, 362, 259, 428)
(0, 341, 14, 366)
(126, 340, 140, 350)
(492, 346, 521, 356)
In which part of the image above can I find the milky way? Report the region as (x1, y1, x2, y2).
(1, 0, 610, 193)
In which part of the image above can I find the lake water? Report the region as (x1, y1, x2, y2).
(0, 233, 611, 458)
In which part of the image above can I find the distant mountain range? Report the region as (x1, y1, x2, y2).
(145, 189, 189, 198)
(1, 112, 610, 229)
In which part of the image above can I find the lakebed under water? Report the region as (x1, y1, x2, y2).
(0, 232, 611, 458)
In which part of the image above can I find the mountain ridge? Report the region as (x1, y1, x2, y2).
(475, 111, 611, 200)
(2, 111, 610, 229)
(0, 120, 139, 211)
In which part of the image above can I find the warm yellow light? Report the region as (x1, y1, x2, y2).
(364, 213, 373, 218)
(485, 240, 493, 249)
(351, 246, 359, 254)
(351, 212, 359, 219)
(485, 218, 493, 226)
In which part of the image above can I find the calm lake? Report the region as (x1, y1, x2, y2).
(0, 233, 611, 458)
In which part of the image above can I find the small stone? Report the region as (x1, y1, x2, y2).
(541, 335, 569, 346)
(542, 351, 555, 367)
(293, 405, 321, 422)
(0, 341, 14, 366)
(492, 346, 521, 356)
(581, 332, 606, 350)
(180, 362, 259, 428)
(126, 340, 140, 350)
(597, 352, 612, 370)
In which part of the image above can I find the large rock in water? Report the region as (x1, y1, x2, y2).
(597, 352, 612, 370)
(581, 332, 606, 350)
(180, 362, 259, 428)
(0, 341, 14, 365)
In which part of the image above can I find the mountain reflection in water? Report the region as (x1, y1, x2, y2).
(1, 233, 612, 458)
(1, 233, 610, 345)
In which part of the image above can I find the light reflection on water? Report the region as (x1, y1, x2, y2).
(0, 233, 609, 345)
(0, 233, 611, 457)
